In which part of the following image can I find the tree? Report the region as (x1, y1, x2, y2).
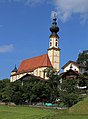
(45, 67, 60, 102)
(61, 78, 78, 93)
(77, 50, 88, 72)
(1, 84, 11, 104)
(59, 78, 80, 107)
(77, 50, 88, 90)
(0, 78, 11, 103)
(10, 80, 24, 105)
(45, 67, 59, 80)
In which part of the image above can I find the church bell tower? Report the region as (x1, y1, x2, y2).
(48, 16, 60, 72)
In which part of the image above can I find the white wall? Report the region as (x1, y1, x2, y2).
(10, 67, 49, 82)
(64, 63, 79, 72)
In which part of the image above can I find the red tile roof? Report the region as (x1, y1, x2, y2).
(17, 54, 52, 73)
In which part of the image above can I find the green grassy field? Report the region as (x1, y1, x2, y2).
(69, 97, 88, 114)
(0, 105, 88, 119)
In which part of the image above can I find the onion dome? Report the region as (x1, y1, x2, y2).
(11, 64, 18, 72)
(50, 18, 59, 37)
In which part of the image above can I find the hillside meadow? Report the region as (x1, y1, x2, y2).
(69, 97, 88, 114)
(0, 105, 88, 119)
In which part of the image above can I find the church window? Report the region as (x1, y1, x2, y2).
(36, 70, 38, 75)
(50, 42, 52, 46)
(55, 42, 58, 47)
(39, 71, 41, 77)
(43, 70, 45, 78)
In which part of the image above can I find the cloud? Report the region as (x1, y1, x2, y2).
(25, 0, 45, 5)
(53, 0, 88, 23)
(0, 44, 14, 53)
(7, 0, 46, 6)
(1, 0, 88, 23)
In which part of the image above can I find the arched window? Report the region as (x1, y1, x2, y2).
(36, 70, 38, 75)
(50, 42, 52, 46)
(39, 71, 41, 77)
(55, 42, 58, 47)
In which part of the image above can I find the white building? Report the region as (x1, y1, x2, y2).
(62, 60, 85, 74)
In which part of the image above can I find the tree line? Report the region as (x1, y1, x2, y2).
(0, 50, 88, 107)
(0, 74, 88, 107)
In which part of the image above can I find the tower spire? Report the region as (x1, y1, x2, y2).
(50, 17, 59, 38)
(48, 16, 60, 73)
(11, 64, 18, 72)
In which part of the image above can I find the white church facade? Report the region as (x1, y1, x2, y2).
(10, 17, 60, 82)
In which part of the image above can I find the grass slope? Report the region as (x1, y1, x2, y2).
(69, 97, 88, 114)
(0, 105, 88, 119)
(0, 105, 57, 119)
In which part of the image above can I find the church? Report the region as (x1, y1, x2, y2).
(10, 17, 60, 82)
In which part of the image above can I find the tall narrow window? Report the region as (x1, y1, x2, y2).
(39, 71, 41, 77)
(43, 70, 45, 78)
(50, 42, 52, 46)
(55, 42, 58, 47)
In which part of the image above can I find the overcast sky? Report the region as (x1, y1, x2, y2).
(0, 0, 88, 79)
